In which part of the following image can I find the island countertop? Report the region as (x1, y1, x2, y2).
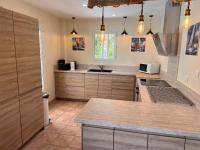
(75, 98, 200, 140)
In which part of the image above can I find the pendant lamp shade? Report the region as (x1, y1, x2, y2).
(121, 16, 128, 35)
(71, 17, 78, 35)
(146, 15, 154, 35)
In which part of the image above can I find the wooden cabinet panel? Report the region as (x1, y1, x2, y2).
(148, 135, 185, 150)
(112, 75, 135, 90)
(66, 86, 85, 99)
(65, 73, 85, 87)
(0, 7, 22, 149)
(13, 11, 42, 95)
(185, 139, 200, 150)
(0, 97, 22, 150)
(20, 87, 44, 143)
(114, 130, 147, 150)
(83, 126, 113, 150)
(112, 89, 133, 101)
(98, 74, 112, 99)
(85, 74, 98, 99)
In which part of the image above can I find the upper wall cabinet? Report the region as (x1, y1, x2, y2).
(13, 12, 42, 95)
(0, 7, 22, 150)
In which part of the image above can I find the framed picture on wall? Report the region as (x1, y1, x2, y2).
(131, 37, 146, 52)
(186, 22, 200, 55)
(72, 37, 85, 51)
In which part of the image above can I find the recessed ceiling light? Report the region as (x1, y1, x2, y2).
(82, 4, 87, 7)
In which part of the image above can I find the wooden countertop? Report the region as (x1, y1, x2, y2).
(55, 69, 160, 79)
(75, 98, 200, 140)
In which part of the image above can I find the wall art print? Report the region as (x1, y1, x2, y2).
(186, 22, 200, 55)
(131, 37, 146, 52)
(72, 37, 85, 51)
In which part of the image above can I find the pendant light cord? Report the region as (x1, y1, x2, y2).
(102, 7, 104, 26)
(123, 17, 127, 30)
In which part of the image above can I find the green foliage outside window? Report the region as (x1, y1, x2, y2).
(95, 34, 116, 60)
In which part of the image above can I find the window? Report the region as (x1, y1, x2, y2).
(94, 33, 116, 60)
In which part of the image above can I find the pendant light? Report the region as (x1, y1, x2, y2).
(100, 7, 105, 41)
(183, 0, 191, 29)
(137, 1, 145, 36)
(71, 17, 78, 35)
(121, 16, 128, 36)
(146, 15, 154, 35)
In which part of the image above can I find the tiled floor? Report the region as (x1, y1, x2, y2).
(22, 100, 86, 150)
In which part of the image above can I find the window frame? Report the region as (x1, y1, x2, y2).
(94, 33, 117, 61)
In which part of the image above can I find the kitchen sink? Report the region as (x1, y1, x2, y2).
(88, 69, 112, 73)
(140, 79, 171, 87)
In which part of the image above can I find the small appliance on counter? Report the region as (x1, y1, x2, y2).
(58, 59, 65, 70)
(70, 61, 77, 71)
(139, 63, 160, 74)
(57, 59, 71, 70)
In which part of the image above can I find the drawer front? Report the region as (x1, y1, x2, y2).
(83, 126, 113, 150)
(112, 75, 135, 90)
(66, 73, 85, 87)
(85, 74, 98, 87)
(148, 135, 185, 150)
(85, 88, 98, 99)
(114, 130, 147, 150)
(66, 86, 85, 99)
(185, 139, 200, 150)
(112, 89, 133, 101)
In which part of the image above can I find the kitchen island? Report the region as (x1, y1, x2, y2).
(75, 80, 200, 150)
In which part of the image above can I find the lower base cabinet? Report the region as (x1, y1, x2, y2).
(185, 139, 200, 150)
(114, 130, 147, 150)
(148, 135, 185, 150)
(82, 126, 200, 150)
(83, 126, 113, 150)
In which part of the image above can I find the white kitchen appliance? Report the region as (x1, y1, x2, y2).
(139, 63, 160, 74)
(70, 61, 76, 71)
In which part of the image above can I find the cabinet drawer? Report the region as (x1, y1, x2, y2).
(83, 126, 113, 150)
(185, 139, 200, 150)
(114, 130, 147, 150)
(85, 74, 98, 88)
(85, 88, 98, 99)
(112, 89, 133, 101)
(148, 135, 185, 150)
(66, 86, 85, 99)
(65, 73, 84, 87)
(112, 75, 135, 90)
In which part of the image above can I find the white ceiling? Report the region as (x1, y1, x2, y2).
(22, 0, 167, 19)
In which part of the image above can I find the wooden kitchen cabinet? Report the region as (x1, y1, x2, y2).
(185, 139, 200, 150)
(13, 11, 44, 144)
(13, 11, 42, 95)
(0, 7, 22, 150)
(112, 75, 136, 101)
(98, 74, 112, 99)
(114, 130, 147, 150)
(83, 126, 114, 150)
(85, 74, 98, 99)
(148, 135, 185, 150)
(20, 87, 44, 143)
(55, 72, 85, 100)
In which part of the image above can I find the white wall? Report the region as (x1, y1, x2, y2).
(0, 0, 63, 101)
(177, 1, 200, 94)
(64, 17, 163, 66)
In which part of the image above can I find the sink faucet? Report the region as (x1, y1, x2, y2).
(98, 65, 104, 71)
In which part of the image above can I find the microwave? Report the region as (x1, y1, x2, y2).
(139, 63, 160, 74)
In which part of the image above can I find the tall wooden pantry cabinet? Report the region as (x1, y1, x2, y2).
(0, 7, 44, 149)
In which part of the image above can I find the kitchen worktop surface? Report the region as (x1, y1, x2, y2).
(75, 98, 200, 140)
(55, 69, 160, 79)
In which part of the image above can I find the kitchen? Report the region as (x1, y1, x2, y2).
(0, 0, 200, 150)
